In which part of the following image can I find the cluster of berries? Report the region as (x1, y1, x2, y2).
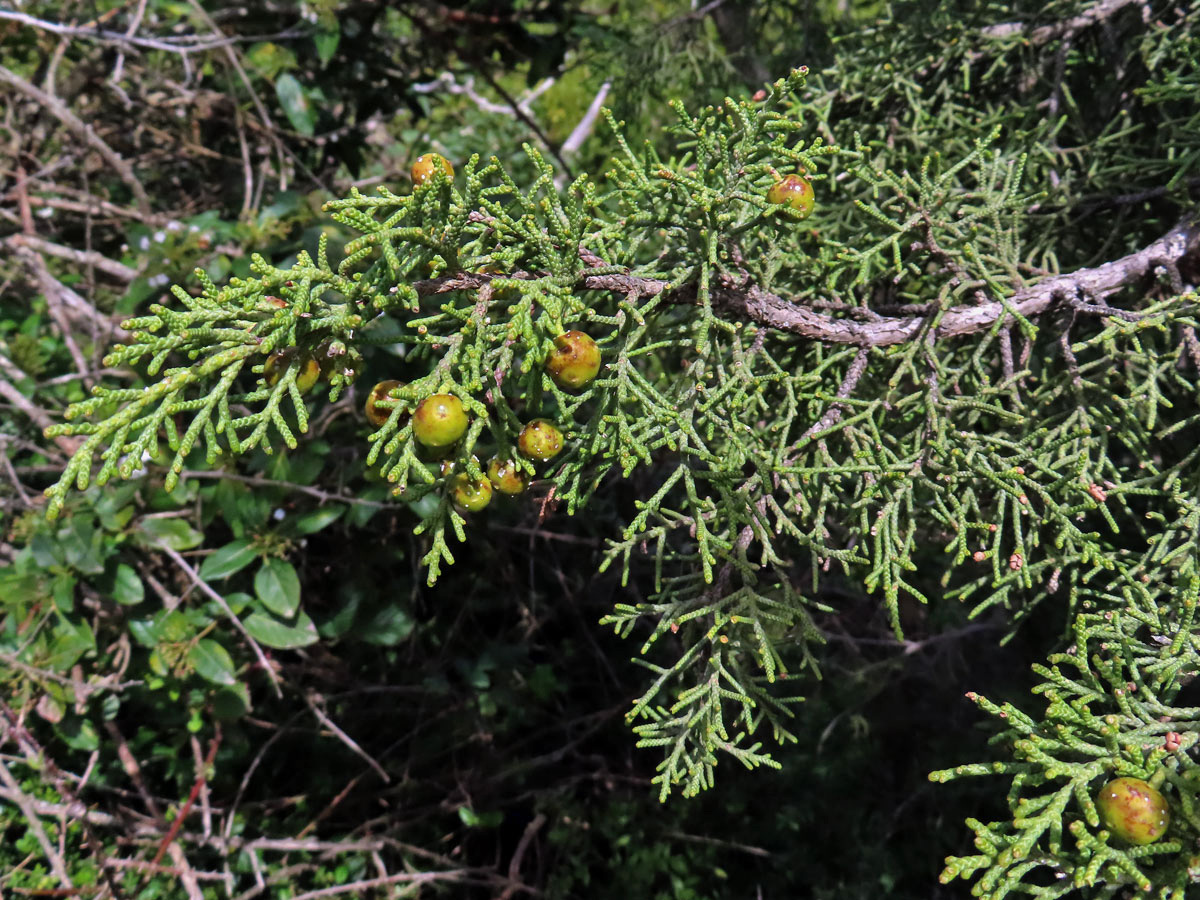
(363, 331, 600, 512)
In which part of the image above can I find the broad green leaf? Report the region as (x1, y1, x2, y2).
(314, 26, 339, 66)
(211, 683, 251, 720)
(188, 639, 237, 685)
(223, 592, 253, 616)
(245, 41, 298, 79)
(360, 604, 415, 646)
(57, 716, 99, 751)
(276, 74, 315, 137)
(347, 486, 387, 528)
(51, 573, 76, 611)
(138, 517, 203, 551)
(45, 619, 95, 670)
(92, 482, 140, 531)
(255, 558, 300, 618)
(30, 532, 64, 568)
(199, 540, 259, 580)
(58, 519, 106, 575)
(289, 506, 344, 535)
(110, 563, 144, 605)
(243, 610, 318, 649)
(0, 570, 46, 604)
(129, 619, 161, 648)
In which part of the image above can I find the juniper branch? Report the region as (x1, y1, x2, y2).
(411, 216, 1200, 348)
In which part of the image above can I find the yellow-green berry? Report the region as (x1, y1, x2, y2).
(453, 472, 493, 512)
(546, 330, 601, 390)
(265, 350, 320, 394)
(517, 419, 564, 462)
(767, 174, 815, 219)
(1097, 777, 1170, 845)
(412, 394, 469, 449)
(487, 457, 528, 495)
(411, 153, 454, 185)
(365, 380, 404, 428)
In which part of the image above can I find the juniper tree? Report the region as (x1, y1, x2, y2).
(33, 0, 1200, 896)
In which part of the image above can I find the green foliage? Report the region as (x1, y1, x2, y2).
(6, 0, 1200, 897)
(933, 588, 1200, 897)
(43, 69, 848, 796)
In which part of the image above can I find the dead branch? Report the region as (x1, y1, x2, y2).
(7, 234, 141, 281)
(981, 0, 1148, 45)
(561, 81, 612, 158)
(0, 63, 150, 214)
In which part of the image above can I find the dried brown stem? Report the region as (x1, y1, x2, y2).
(0, 63, 150, 213)
(0, 371, 82, 455)
(6, 234, 140, 281)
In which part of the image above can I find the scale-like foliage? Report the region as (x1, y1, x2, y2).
(38, 1, 1200, 893)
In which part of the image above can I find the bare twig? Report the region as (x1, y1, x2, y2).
(178, 469, 385, 507)
(412, 72, 555, 117)
(0, 371, 82, 454)
(164, 843, 206, 900)
(561, 81, 611, 158)
(285, 871, 470, 900)
(664, 829, 771, 857)
(476, 67, 572, 177)
(498, 813, 546, 900)
(182, 0, 290, 194)
(6, 234, 140, 281)
(0, 785, 119, 827)
(152, 727, 221, 865)
(302, 691, 391, 783)
(104, 857, 226, 882)
(799, 346, 870, 441)
(9, 243, 125, 333)
(0, 442, 33, 506)
(110, 0, 151, 87)
(0, 9, 306, 55)
(981, 0, 1146, 45)
(103, 720, 163, 821)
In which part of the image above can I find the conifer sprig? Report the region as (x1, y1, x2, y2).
(40, 46, 1200, 814)
(933, 580, 1200, 898)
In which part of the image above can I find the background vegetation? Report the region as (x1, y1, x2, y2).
(1, 1, 1198, 898)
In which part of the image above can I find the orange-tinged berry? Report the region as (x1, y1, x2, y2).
(1096, 777, 1170, 845)
(365, 380, 404, 428)
(412, 394, 468, 448)
(453, 472, 493, 512)
(517, 419, 564, 462)
(546, 330, 601, 390)
(411, 153, 454, 185)
(487, 457, 528, 495)
(767, 174, 815, 219)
